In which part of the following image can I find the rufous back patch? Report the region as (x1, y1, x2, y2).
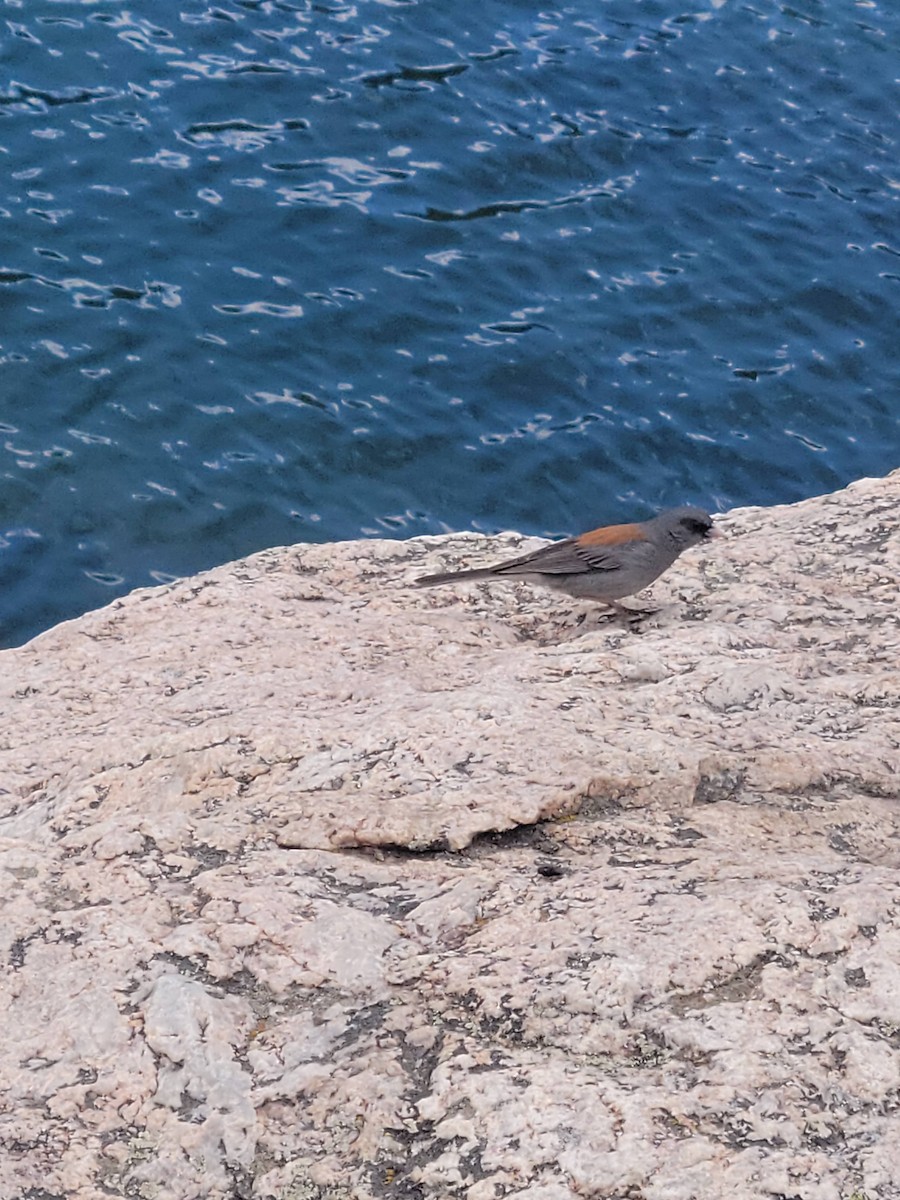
(577, 522, 647, 547)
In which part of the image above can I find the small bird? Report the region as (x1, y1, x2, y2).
(416, 506, 722, 617)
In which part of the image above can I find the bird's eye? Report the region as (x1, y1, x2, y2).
(684, 518, 710, 535)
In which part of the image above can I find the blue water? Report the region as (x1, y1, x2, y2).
(1, 1, 897, 647)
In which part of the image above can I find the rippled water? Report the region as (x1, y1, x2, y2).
(1, 0, 898, 646)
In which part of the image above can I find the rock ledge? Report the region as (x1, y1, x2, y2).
(1, 470, 898, 1199)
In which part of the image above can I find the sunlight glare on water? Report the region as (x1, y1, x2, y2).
(0, 0, 898, 644)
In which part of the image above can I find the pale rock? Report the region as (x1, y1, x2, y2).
(0, 469, 899, 1198)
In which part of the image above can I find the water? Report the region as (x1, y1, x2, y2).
(1, 0, 897, 647)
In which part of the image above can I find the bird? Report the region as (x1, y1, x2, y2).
(415, 506, 722, 618)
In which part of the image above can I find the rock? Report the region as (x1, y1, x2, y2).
(1, 469, 898, 1199)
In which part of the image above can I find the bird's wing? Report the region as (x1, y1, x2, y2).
(494, 523, 648, 576)
(570, 522, 651, 572)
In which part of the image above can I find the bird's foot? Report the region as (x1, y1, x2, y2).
(608, 602, 661, 627)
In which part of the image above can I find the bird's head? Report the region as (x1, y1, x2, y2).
(651, 506, 722, 550)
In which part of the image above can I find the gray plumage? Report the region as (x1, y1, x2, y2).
(416, 506, 720, 605)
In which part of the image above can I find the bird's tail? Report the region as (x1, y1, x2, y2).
(415, 566, 497, 588)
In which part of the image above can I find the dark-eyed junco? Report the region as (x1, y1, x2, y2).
(416, 506, 722, 616)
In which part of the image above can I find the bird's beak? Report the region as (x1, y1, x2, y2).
(707, 526, 725, 540)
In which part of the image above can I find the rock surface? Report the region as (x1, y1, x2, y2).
(1, 470, 898, 1200)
